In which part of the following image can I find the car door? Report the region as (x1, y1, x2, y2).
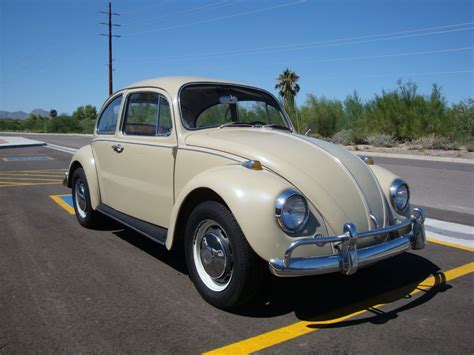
(93, 89, 177, 228)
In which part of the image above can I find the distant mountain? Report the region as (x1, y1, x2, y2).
(31, 109, 50, 117)
(0, 109, 50, 119)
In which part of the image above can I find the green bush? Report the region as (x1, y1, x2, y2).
(465, 142, 474, 152)
(332, 129, 355, 145)
(300, 95, 343, 137)
(411, 135, 460, 150)
(298, 80, 472, 146)
(366, 135, 398, 147)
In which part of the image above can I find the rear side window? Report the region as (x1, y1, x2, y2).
(122, 92, 172, 136)
(96, 95, 122, 135)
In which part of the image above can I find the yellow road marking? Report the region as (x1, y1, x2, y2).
(205, 262, 474, 355)
(0, 171, 65, 175)
(0, 173, 64, 177)
(0, 169, 66, 186)
(0, 169, 66, 173)
(0, 181, 62, 187)
(0, 177, 61, 181)
(50, 195, 75, 215)
(427, 237, 474, 252)
(0, 182, 32, 186)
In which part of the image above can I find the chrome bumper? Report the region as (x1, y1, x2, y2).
(269, 208, 425, 277)
(62, 172, 69, 186)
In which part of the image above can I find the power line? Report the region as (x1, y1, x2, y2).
(121, 23, 474, 63)
(123, 0, 232, 26)
(121, 46, 474, 67)
(296, 46, 474, 65)
(120, 0, 166, 16)
(128, 0, 307, 35)
(326, 69, 474, 80)
(99, 2, 121, 96)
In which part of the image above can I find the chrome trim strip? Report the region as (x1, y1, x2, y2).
(92, 138, 175, 149)
(269, 208, 425, 277)
(178, 147, 241, 162)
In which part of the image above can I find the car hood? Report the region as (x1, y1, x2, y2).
(185, 128, 388, 237)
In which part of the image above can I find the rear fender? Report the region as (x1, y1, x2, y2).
(67, 145, 101, 210)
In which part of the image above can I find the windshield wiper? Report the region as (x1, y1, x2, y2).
(263, 124, 291, 131)
(219, 122, 253, 128)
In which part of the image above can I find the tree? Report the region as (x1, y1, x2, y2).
(49, 109, 58, 118)
(72, 105, 97, 121)
(275, 69, 300, 130)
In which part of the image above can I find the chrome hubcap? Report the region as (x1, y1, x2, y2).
(193, 220, 232, 291)
(74, 179, 87, 218)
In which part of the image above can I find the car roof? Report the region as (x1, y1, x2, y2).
(124, 76, 246, 96)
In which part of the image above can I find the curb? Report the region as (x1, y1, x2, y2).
(352, 150, 474, 165)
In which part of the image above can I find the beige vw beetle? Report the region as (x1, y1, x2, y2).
(64, 76, 425, 309)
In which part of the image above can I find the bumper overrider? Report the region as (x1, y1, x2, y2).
(269, 208, 425, 277)
(62, 172, 69, 186)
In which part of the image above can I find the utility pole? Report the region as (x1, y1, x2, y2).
(100, 2, 121, 96)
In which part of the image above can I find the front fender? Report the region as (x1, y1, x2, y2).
(166, 164, 330, 261)
(67, 145, 101, 210)
(369, 164, 411, 220)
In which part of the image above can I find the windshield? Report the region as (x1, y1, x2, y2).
(180, 84, 291, 130)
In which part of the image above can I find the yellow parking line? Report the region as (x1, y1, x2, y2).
(0, 173, 65, 177)
(0, 182, 62, 187)
(205, 262, 474, 355)
(0, 182, 31, 186)
(0, 169, 66, 173)
(50, 195, 75, 215)
(0, 177, 62, 182)
(427, 238, 474, 252)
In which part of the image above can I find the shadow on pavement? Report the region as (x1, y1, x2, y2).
(238, 252, 444, 322)
(111, 227, 188, 275)
(106, 224, 445, 324)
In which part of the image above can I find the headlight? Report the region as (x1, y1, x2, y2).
(275, 189, 309, 234)
(390, 178, 410, 213)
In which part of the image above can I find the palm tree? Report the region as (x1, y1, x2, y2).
(275, 69, 300, 130)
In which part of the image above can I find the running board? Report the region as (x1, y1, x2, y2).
(96, 204, 167, 245)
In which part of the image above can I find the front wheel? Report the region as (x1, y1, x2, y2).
(185, 201, 264, 310)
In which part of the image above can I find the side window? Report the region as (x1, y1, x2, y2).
(158, 97, 172, 135)
(123, 92, 159, 136)
(123, 92, 172, 136)
(96, 95, 122, 135)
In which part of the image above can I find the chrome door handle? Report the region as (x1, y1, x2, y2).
(111, 144, 124, 153)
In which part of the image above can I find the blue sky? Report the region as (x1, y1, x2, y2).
(0, 0, 473, 114)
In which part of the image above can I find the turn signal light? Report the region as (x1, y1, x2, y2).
(242, 160, 263, 170)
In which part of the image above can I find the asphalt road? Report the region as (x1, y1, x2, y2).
(2, 132, 473, 225)
(0, 145, 473, 353)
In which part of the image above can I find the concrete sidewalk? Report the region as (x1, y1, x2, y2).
(353, 150, 474, 164)
(0, 136, 46, 148)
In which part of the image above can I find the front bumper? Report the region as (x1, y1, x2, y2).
(269, 208, 425, 277)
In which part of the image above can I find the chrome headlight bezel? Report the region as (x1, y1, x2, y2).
(275, 189, 309, 234)
(390, 178, 410, 213)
